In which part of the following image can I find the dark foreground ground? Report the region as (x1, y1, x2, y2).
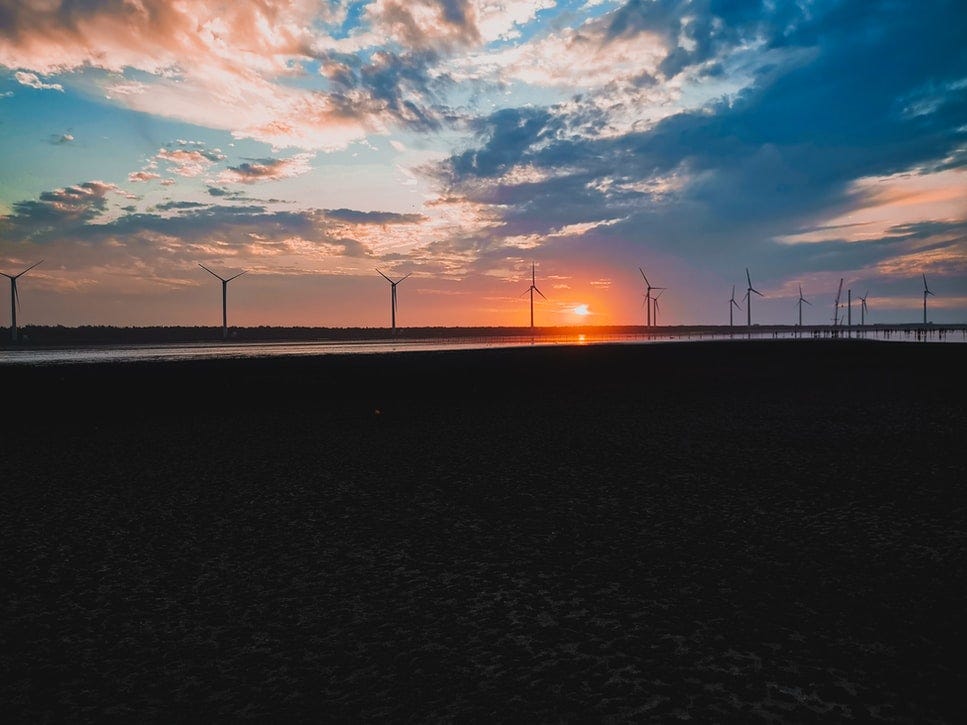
(1, 339, 965, 722)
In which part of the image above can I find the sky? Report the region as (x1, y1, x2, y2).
(1, 0, 965, 329)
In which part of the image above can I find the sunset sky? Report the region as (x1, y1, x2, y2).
(1, 0, 965, 328)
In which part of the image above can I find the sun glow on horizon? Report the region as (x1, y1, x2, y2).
(573, 304, 591, 316)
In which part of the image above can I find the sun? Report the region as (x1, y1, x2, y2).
(572, 304, 591, 316)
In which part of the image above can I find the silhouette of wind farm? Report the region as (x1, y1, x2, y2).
(0, 258, 963, 347)
(796, 284, 811, 327)
(743, 268, 763, 330)
(376, 268, 411, 335)
(199, 264, 247, 340)
(923, 274, 935, 324)
(1, 260, 43, 343)
(639, 267, 665, 329)
(728, 285, 742, 329)
(521, 262, 547, 329)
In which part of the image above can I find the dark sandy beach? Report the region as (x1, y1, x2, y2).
(1, 339, 965, 722)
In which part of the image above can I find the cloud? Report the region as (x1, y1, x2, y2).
(13, 70, 63, 91)
(428, 0, 967, 287)
(0, 181, 442, 275)
(217, 153, 315, 184)
(156, 146, 226, 178)
(0, 0, 564, 151)
(324, 208, 426, 225)
(5, 181, 130, 232)
(128, 171, 161, 183)
(0, 1, 461, 150)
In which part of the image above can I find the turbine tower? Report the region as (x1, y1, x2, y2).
(832, 278, 844, 326)
(521, 262, 546, 329)
(1, 260, 43, 342)
(922, 274, 934, 324)
(199, 264, 247, 339)
(847, 289, 852, 327)
(376, 268, 412, 334)
(639, 267, 664, 328)
(796, 284, 811, 326)
(729, 285, 742, 328)
(859, 290, 869, 326)
(743, 268, 763, 328)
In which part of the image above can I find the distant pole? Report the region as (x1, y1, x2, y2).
(832, 278, 843, 329)
(847, 289, 852, 328)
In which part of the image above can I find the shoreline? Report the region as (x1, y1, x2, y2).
(2, 321, 965, 349)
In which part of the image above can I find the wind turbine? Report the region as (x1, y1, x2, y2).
(922, 274, 934, 324)
(521, 262, 546, 329)
(859, 290, 869, 326)
(639, 267, 664, 328)
(653, 288, 665, 327)
(376, 268, 411, 334)
(729, 285, 742, 328)
(199, 264, 247, 339)
(743, 268, 763, 328)
(796, 284, 811, 326)
(847, 289, 852, 327)
(2, 260, 43, 342)
(832, 278, 844, 326)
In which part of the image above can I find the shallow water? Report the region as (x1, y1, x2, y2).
(0, 327, 963, 365)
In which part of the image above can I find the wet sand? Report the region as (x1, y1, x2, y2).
(2, 339, 965, 722)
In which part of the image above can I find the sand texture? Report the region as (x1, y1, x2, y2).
(1, 339, 965, 722)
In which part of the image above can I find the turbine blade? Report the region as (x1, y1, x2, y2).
(198, 263, 223, 281)
(225, 270, 248, 282)
(398, 272, 412, 283)
(804, 299, 812, 305)
(15, 259, 44, 278)
(746, 268, 752, 287)
(639, 267, 648, 283)
(534, 286, 547, 300)
(376, 268, 393, 282)
(752, 288, 764, 297)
